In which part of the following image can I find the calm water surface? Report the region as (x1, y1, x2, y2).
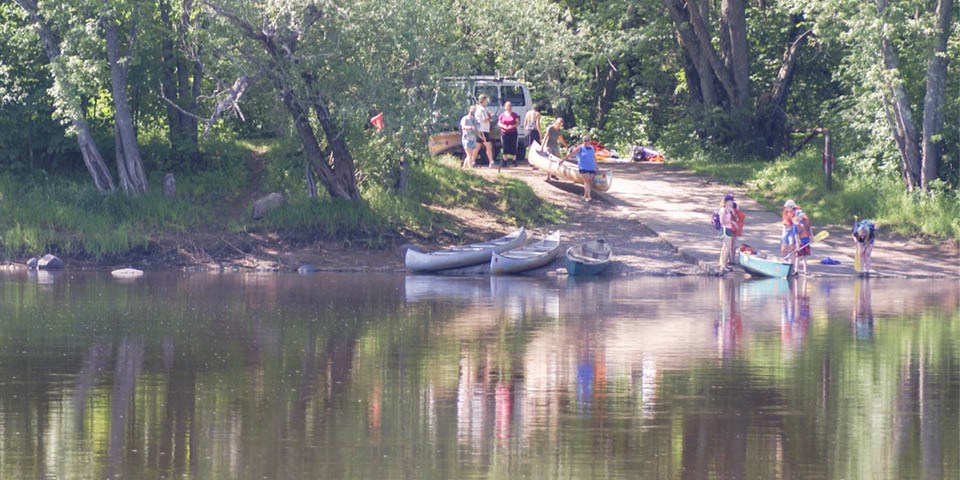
(0, 272, 957, 479)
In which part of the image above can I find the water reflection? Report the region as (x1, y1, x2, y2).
(0, 272, 956, 479)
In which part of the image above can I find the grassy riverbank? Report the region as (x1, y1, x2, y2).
(0, 142, 563, 262)
(672, 144, 960, 242)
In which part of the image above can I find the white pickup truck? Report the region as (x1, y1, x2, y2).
(429, 76, 534, 159)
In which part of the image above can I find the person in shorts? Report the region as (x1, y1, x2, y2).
(780, 199, 799, 257)
(566, 135, 597, 201)
(460, 105, 480, 168)
(793, 209, 812, 274)
(474, 94, 494, 167)
(523, 104, 542, 152)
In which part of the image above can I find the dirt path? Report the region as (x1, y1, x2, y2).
(477, 160, 958, 278)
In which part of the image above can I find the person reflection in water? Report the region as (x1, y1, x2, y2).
(852, 278, 873, 340)
(781, 278, 810, 356)
(715, 279, 742, 358)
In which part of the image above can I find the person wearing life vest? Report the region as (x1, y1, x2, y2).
(726, 193, 746, 250)
(852, 219, 876, 275)
(566, 135, 598, 202)
(780, 199, 799, 257)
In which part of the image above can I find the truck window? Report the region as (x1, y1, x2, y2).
(474, 85, 500, 107)
(502, 85, 526, 106)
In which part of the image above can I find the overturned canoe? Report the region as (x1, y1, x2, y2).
(565, 239, 612, 276)
(428, 131, 462, 156)
(528, 141, 612, 192)
(406, 228, 527, 273)
(491, 231, 562, 275)
(737, 251, 793, 278)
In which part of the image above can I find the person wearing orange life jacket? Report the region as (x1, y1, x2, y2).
(725, 193, 746, 250)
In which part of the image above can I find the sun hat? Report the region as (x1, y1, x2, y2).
(723, 193, 735, 202)
(784, 199, 796, 208)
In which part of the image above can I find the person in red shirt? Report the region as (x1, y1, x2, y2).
(497, 101, 521, 167)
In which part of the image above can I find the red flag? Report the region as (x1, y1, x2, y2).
(369, 112, 384, 131)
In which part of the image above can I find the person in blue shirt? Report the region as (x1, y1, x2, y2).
(566, 135, 598, 201)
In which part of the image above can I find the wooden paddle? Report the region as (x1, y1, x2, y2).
(784, 230, 830, 259)
(853, 215, 861, 272)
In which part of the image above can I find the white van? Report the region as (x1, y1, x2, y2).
(438, 76, 534, 145)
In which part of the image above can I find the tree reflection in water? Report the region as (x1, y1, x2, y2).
(0, 273, 955, 479)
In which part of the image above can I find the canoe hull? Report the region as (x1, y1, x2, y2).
(528, 141, 612, 192)
(737, 251, 793, 278)
(406, 228, 527, 273)
(428, 131, 462, 156)
(565, 240, 612, 276)
(491, 231, 562, 275)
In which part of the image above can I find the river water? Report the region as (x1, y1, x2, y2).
(0, 272, 956, 479)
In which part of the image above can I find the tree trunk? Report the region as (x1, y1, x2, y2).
(921, 0, 953, 190)
(159, 0, 202, 168)
(757, 27, 811, 155)
(595, 60, 620, 129)
(103, 10, 149, 195)
(14, 0, 116, 192)
(877, 0, 921, 190)
(720, 0, 749, 106)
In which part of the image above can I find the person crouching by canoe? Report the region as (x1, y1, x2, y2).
(460, 106, 481, 168)
(498, 101, 521, 167)
(718, 195, 736, 272)
(793, 209, 812, 275)
(566, 135, 598, 202)
(541, 118, 568, 180)
(780, 199, 799, 257)
(852, 219, 876, 275)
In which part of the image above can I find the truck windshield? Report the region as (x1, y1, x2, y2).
(502, 85, 526, 106)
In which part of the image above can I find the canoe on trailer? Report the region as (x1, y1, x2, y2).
(528, 141, 612, 192)
(406, 228, 527, 273)
(565, 239, 612, 276)
(428, 131, 462, 156)
(491, 231, 562, 275)
(737, 250, 793, 278)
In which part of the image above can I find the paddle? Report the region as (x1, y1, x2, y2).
(784, 230, 830, 259)
(853, 215, 861, 272)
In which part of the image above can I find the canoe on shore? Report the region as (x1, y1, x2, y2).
(428, 131, 462, 156)
(736, 251, 793, 278)
(406, 228, 527, 273)
(528, 141, 612, 192)
(491, 230, 562, 275)
(565, 239, 612, 276)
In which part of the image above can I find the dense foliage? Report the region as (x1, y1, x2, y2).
(0, 0, 957, 255)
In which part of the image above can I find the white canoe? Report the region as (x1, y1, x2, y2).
(406, 228, 527, 273)
(565, 239, 612, 276)
(491, 230, 562, 275)
(528, 141, 612, 192)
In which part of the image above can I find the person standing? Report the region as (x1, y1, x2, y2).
(497, 101, 521, 167)
(474, 94, 495, 168)
(852, 219, 876, 275)
(793, 209, 812, 274)
(540, 118, 568, 181)
(780, 199, 799, 257)
(726, 193, 746, 251)
(718, 196, 736, 272)
(566, 135, 597, 202)
(523, 104, 542, 155)
(460, 105, 481, 169)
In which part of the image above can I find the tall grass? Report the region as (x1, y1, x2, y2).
(674, 145, 960, 241)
